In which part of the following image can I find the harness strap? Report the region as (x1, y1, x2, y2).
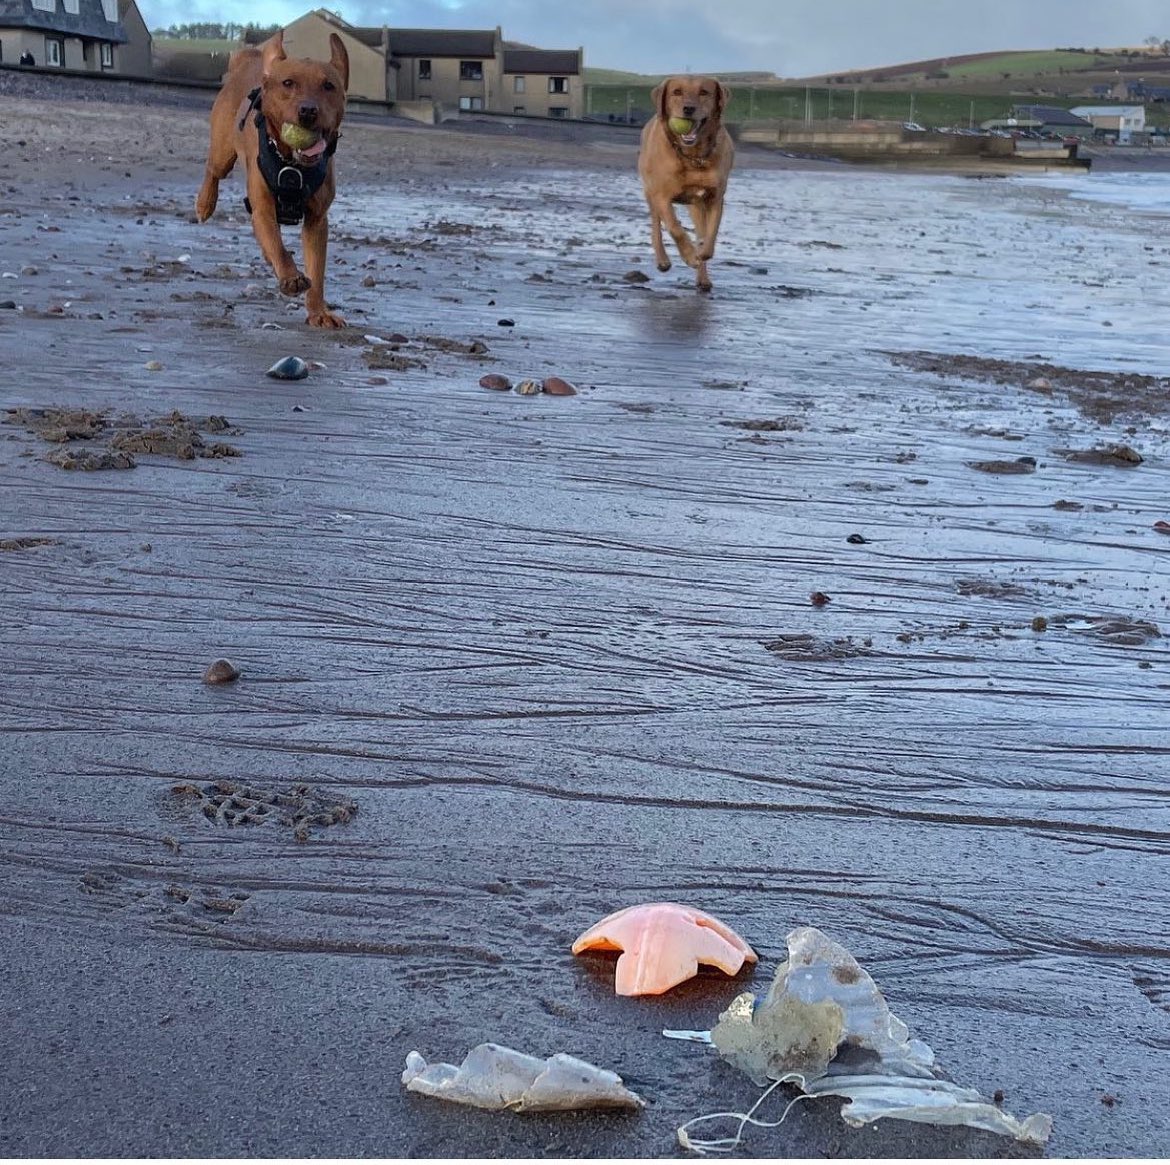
(241, 87, 338, 226)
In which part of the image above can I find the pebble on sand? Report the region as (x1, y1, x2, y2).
(810, 591, 831, 606)
(266, 356, 309, 381)
(203, 658, 240, 685)
(514, 380, 541, 395)
(541, 377, 577, 396)
(479, 373, 512, 391)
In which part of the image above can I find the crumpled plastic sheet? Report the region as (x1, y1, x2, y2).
(672, 926, 1053, 1152)
(402, 1042, 645, 1113)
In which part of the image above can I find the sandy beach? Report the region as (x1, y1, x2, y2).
(1, 73, 1169, 1158)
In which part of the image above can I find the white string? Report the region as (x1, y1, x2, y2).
(676, 1078, 815, 1155)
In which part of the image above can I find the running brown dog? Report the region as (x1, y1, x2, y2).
(637, 76, 734, 292)
(196, 30, 349, 328)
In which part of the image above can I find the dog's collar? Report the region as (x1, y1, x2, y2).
(239, 86, 338, 226)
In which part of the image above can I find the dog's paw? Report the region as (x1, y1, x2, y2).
(279, 272, 312, 297)
(194, 193, 216, 222)
(696, 276, 713, 293)
(656, 260, 672, 272)
(306, 310, 347, 329)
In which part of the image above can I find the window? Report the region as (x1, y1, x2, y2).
(548, 76, 568, 94)
(63, 0, 80, 12)
(513, 75, 525, 94)
(100, 41, 112, 68)
(513, 105, 525, 114)
(45, 37, 64, 66)
(458, 96, 483, 111)
(459, 60, 482, 81)
(549, 106, 568, 118)
(417, 58, 430, 80)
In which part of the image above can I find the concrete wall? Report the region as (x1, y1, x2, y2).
(117, 0, 152, 75)
(281, 12, 388, 102)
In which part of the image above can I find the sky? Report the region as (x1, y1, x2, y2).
(139, 0, 1170, 78)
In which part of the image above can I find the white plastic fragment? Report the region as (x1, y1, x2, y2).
(675, 927, 1052, 1152)
(402, 1042, 645, 1113)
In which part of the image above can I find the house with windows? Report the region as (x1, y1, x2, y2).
(388, 27, 500, 111)
(0, 0, 150, 72)
(1069, 104, 1146, 143)
(502, 46, 584, 118)
(240, 11, 584, 119)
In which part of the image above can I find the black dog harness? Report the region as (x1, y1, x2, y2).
(239, 86, 338, 226)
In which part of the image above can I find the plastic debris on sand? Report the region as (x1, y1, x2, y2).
(402, 1042, 645, 1112)
(672, 926, 1052, 1152)
(572, 902, 758, 996)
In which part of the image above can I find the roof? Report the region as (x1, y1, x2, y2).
(502, 47, 580, 75)
(1069, 105, 1145, 117)
(0, 0, 127, 42)
(389, 27, 498, 58)
(1012, 104, 1093, 126)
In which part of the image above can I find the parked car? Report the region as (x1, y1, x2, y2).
(903, 121, 926, 132)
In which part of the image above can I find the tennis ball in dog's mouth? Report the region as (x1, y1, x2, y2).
(668, 117, 695, 135)
(280, 122, 319, 150)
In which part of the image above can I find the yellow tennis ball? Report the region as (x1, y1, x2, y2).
(668, 117, 694, 135)
(280, 122, 318, 150)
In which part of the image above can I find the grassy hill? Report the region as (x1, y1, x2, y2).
(585, 46, 1170, 128)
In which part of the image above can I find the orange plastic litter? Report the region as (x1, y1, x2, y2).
(571, 902, 757, 996)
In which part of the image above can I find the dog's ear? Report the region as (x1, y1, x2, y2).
(261, 28, 286, 77)
(717, 82, 731, 114)
(651, 81, 667, 120)
(328, 33, 349, 92)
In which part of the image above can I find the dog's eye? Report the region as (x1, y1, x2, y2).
(282, 78, 295, 88)
(323, 80, 335, 91)
(699, 89, 709, 97)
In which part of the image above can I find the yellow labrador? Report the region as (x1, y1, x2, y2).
(638, 76, 734, 291)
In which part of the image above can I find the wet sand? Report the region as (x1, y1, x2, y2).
(1, 89, 1169, 1158)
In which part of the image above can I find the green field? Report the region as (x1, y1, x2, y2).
(153, 37, 238, 55)
(908, 49, 1124, 80)
(586, 84, 1016, 126)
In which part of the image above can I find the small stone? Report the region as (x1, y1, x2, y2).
(140, 543, 152, 552)
(266, 356, 309, 380)
(514, 380, 541, 395)
(497, 318, 515, 327)
(1155, 520, 1170, 534)
(361, 275, 376, 287)
(203, 658, 240, 685)
(21, 265, 38, 276)
(144, 360, 164, 371)
(541, 376, 577, 396)
(846, 533, 868, 544)
(1031, 616, 1048, 632)
(469, 340, 489, 354)
(623, 270, 651, 283)
(366, 376, 389, 386)
(810, 591, 831, 606)
(479, 373, 512, 391)
(1026, 376, 1052, 392)
(0, 300, 16, 309)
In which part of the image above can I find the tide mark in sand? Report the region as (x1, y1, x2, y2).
(1049, 614, 1161, 647)
(1133, 966, 1170, 1012)
(762, 633, 872, 661)
(170, 780, 357, 842)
